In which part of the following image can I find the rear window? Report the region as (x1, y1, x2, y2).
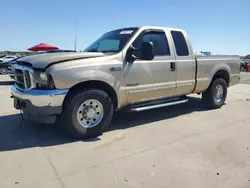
(171, 31, 189, 56)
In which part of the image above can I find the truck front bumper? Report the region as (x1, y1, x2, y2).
(11, 85, 68, 124)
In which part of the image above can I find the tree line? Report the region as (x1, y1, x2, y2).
(0, 51, 36, 57)
(244, 55, 250, 59)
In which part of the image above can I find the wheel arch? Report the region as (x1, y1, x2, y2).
(63, 80, 119, 110)
(211, 69, 230, 87)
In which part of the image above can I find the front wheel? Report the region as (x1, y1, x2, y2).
(202, 78, 227, 109)
(0, 67, 8, 75)
(61, 89, 113, 139)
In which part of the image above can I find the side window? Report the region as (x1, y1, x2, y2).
(170, 31, 189, 56)
(133, 31, 171, 57)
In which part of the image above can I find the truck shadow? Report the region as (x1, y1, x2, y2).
(0, 81, 14, 86)
(0, 96, 211, 152)
(111, 96, 208, 131)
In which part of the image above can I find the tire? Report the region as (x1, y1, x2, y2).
(0, 67, 8, 75)
(61, 89, 113, 139)
(202, 78, 227, 109)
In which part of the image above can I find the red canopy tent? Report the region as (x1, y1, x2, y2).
(27, 43, 59, 51)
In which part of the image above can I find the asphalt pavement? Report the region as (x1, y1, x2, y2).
(0, 74, 250, 188)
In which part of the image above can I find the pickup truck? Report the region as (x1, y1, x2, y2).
(11, 26, 240, 138)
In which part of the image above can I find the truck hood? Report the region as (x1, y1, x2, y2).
(17, 52, 105, 69)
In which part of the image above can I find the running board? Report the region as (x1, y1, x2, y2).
(128, 97, 188, 112)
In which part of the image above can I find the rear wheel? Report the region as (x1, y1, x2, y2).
(202, 78, 227, 109)
(0, 67, 8, 75)
(61, 89, 113, 139)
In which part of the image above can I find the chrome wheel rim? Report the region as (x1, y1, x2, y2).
(214, 85, 224, 102)
(77, 99, 104, 128)
(0, 68, 7, 74)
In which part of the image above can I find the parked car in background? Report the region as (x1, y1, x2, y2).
(0, 62, 9, 74)
(241, 59, 250, 71)
(245, 60, 250, 72)
(0, 55, 17, 63)
(241, 60, 246, 71)
(7, 57, 22, 79)
(0, 55, 7, 62)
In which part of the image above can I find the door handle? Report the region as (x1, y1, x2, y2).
(170, 62, 176, 71)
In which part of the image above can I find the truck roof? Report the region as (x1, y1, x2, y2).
(119, 26, 185, 32)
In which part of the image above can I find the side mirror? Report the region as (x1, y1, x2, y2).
(125, 47, 135, 63)
(141, 41, 155, 60)
(125, 41, 155, 63)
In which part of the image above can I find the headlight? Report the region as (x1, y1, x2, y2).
(39, 72, 48, 83)
(33, 71, 55, 89)
(33, 71, 49, 84)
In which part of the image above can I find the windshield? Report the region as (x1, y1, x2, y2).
(84, 27, 138, 53)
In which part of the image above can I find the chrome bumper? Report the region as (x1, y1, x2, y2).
(11, 85, 68, 107)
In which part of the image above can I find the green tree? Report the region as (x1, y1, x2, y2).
(245, 54, 250, 59)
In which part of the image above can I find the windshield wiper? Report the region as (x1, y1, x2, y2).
(87, 49, 100, 52)
(87, 49, 118, 53)
(100, 50, 119, 52)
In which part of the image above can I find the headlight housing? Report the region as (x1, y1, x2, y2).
(33, 71, 55, 89)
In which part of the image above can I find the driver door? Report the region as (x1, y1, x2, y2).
(124, 29, 177, 104)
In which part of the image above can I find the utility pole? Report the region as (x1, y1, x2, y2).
(74, 20, 77, 51)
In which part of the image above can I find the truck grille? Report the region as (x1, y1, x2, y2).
(14, 65, 34, 90)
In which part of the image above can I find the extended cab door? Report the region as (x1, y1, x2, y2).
(170, 30, 196, 96)
(124, 29, 177, 104)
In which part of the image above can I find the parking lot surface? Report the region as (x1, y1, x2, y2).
(0, 74, 250, 188)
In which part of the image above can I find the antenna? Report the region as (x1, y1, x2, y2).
(74, 20, 77, 51)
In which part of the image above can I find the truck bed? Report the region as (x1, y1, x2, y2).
(194, 55, 240, 93)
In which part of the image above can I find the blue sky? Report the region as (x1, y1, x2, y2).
(0, 0, 249, 55)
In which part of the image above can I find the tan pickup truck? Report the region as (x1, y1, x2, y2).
(11, 26, 240, 138)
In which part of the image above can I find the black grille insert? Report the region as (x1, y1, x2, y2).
(14, 68, 32, 90)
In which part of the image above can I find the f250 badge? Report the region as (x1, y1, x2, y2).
(110, 67, 122, 71)
(126, 83, 139, 86)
